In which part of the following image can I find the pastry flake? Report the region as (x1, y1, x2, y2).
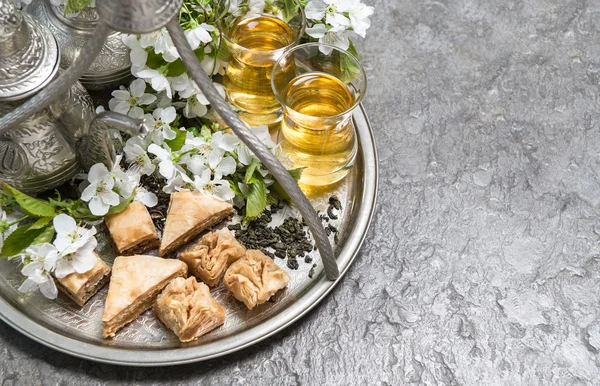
(105, 201, 159, 255)
(102, 255, 188, 339)
(55, 253, 111, 307)
(179, 228, 246, 287)
(154, 277, 226, 343)
(159, 191, 233, 257)
(224, 250, 290, 310)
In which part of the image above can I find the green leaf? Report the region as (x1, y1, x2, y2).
(282, 0, 299, 22)
(216, 39, 231, 62)
(200, 125, 212, 141)
(146, 50, 165, 70)
(27, 217, 53, 231)
(32, 226, 55, 246)
(228, 180, 244, 197)
(288, 167, 305, 181)
(106, 193, 136, 216)
(165, 129, 187, 151)
(0, 225, 44, 258)
(194, 47, 205, 63)
(244, 159, 261, 184)
(244, 176, 267, 222)
(2, 183, 55, 218)
(166, 59, 187, 77)
(338, 40, 362, 83)
(64, 0, 92, 14)
(267, 168, 305, 202)
(269, 181, 289, 201)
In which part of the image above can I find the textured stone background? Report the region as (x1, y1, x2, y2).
(3, 0, 600, 384)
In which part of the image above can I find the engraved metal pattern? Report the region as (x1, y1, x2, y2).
(0, 0, 21, 43)
(27, 0, 131, 90)
(0, 80, 139, 193)
(0, 7, 59, 101)
(0, 105, 377, 365)
(96, 0, 183, 34)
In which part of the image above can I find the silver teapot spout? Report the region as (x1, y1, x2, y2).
(77, 111, 150, 172)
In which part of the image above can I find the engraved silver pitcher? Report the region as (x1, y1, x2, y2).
(0, 0, 147, 193)
(25, 0, 131, 91)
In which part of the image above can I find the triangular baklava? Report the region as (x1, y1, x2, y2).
(159, 192, 233, 257)
(102, 255, 187, 338)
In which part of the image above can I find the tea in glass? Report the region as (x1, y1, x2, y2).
(271, 44, 368, 187)
(217, 1, 305, 126)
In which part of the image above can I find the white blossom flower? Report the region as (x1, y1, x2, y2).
(134, 186, 158, 207)
(122, 35, 148, 73)
(124, 139, 155, 175)
(136, 68, 173, 98)
(208, 150, 237, 180)
(18, 244, 59, 299)
(211, 131, 240, 154)
(148, 143, 185, 180)
(345, 0, 374, 38)
(185, 24, 215, 50)
(112, 155, 138, 199)
(108, 79, 157, 119)
(46, 215, 98, 279)
(170, 74, 191, 93)
(236, 125, 276, 165)
(81, 163, 120, 216)
(163, 171, 193, 193)
(145, 107, 177, 140)
(305, 0, 351, 29)
(306, 23, 350, 53)
(192, 168, 236, 201)
(140, 29, 179, 62)
(183, 95, 209, 118)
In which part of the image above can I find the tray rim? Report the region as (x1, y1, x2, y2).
(0, 103, 378, 366)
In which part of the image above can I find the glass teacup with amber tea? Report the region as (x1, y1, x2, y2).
(271, 43, 368, 188)
(216, 0, 305, 127)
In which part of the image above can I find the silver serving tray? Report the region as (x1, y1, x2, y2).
(0, 104, 378, 366)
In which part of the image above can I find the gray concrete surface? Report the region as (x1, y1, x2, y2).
(3, 0, 600, 384)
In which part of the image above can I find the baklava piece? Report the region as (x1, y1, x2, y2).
(105, 201, 159, 255)
(223, 250, 290, 310)
(55, 254, 111, 307)
(154, 277, 226, 343)
(179, 228, 246, 287)
(159, 192, 233, 257)
(102, 255, 188, 339)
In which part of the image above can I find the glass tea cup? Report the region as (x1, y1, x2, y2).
(216, 0, 305, 127)
(271, 43, 367, 188)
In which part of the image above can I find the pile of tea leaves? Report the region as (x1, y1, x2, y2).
(229, 196, 343, 277)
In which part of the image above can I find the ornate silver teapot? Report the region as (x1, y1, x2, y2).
(26, 0, 131, 90)
(0, 0, 147, 193)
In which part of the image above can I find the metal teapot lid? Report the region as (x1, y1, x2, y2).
(0, 0, 59, 102)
